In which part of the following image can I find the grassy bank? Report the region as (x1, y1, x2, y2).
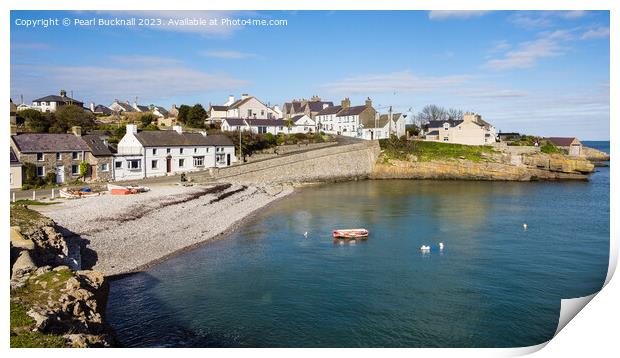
(379, 138, 497, 162)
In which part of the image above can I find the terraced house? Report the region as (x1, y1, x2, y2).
(113, 124, 236, 181)
(10, 126, 112, 185)
(316, 97, 379, 139)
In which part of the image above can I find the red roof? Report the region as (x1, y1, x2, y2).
(547, 137, 578, 146)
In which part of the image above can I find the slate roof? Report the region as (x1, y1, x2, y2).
(307, 101, 334, 113)
(336, 105, 368, 117)
(82, 135, 113, 156)
(11, 133, 90, 153)
(93, 104, 113, 115)
(33, 95, 83, 106)
(427, 119, 464, 129)
(113, 102, 135, 112)
(246, 119, 287, 127)
(547, 137, 578, 146)
(134, 130, 234, 147)
(222, 118, 247, 126)
(209, 105, 229, 111)
(426, 130, 440, 136)
(317, 105, 342, 116)
(136, 105, 150, 112)
(228, 97, 254, 109)
(154, 106, 169, 116)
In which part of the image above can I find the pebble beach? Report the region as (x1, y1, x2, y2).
(36, 183, 294, 276)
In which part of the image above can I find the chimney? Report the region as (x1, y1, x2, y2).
(224, 95, 235, 106)
(173, 125, 183, 134)
(341, 97, 350, 109)
(71, 126, 82, 137)
(365, 97, 372, 108)
(90, 102, 95, 112)
(241, 93, 249, 100)
(60, 89, 67, 97)
(126, 124, 138, 134)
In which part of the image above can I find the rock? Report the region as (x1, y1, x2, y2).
(65, 277, 81, 291)
(12, 250, 37, 278)
(33, 265, 52, 276)
(53, 265, 70, 272)
(27, 309, 49, 331)
(10, 227, 35, 250)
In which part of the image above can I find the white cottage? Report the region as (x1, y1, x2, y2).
(113, 124, 236, 181)
(221, 118, 289, 135)
(289, 114, 316, 133)
(32, 90, 84, 113)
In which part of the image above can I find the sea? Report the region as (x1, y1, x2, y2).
(106, 141, 610, 348)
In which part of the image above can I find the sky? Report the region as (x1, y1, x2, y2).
(10, 10, 610, 139)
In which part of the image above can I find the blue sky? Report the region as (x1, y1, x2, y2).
(10, 10, 610, 139)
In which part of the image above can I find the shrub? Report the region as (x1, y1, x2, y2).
(44, 172, 56, 185)
(79, 162, 90, 178)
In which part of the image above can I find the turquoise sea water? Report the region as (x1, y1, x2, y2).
(107, 143, 610, 348)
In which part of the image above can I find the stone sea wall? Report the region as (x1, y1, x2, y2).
(196, 140, 381, 184)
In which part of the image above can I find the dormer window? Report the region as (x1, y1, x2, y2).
(443, 123, 450, 130)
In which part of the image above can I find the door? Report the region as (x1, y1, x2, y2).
(570, 144, 580, 156)
(227, 154, 231, 166)
(55, 166, 64, 184)
(166, 156, 172, 173)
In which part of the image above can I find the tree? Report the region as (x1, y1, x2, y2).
(53, 105, 96, 133)
(187, 104, 207, 128)
(20, 109, 51, 132)
(176, 104, 192, 124)
(415, 105, 448, 125)
(139, 113, 157, 127)
(446, 108, 464, 121)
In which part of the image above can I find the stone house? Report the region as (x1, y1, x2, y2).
(424, 113, 497, 146)
(109, 100, 136, 114)
(283, 96, 334, 119)
(32, 90, 84, 113)
(10, 148, 22, 189)
(82, 135, 114, 181)
(316, 98, 378, 139)
(546, 137, 583, 156)
(114, 124, 236, 181)
(11, 128, 91, 184)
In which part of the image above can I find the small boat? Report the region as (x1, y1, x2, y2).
(59, 188, 100, 199)
(108, 183, 150, 195)
(332, 228, 369, 239)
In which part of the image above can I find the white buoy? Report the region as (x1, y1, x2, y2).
(523, 223, 528, 230)
(420, 245, 431, 252)
(303, 231, 308, 238)
(439, 242, 445, 250)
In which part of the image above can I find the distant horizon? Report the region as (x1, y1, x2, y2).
(10, 10, 610, 140)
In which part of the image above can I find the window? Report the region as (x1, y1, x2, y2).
(151, 160, 158, 169)
(180, 148, 184, 154)
(36, 166, 44, 177)
(152, 148, 157, 155)
(206, 148, 209, 153)
(194, 156, 204, 167)
(100, 163, 109, 172)
(443, 123, 449, 130)
(194, 148, 198, 154)
(36, 153, 44, 161)
(128, 160, 141, 170)
(247, 109, 252, 117)
(258, 126, 267, 134)
(115, 161, 122, 169)
(179, 159, 185, 168)
(261, 110, 265, 116)
(216, 154, 226, 165)
(443, 137, 449, 142)
(166, 148, 171, 154)
(71, 165, 79, 175)
(72, 152, 79, 160)
(56, 153, 61, 161)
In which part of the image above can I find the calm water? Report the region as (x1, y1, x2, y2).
(107, 145, 609, 348)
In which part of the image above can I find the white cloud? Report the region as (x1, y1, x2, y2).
(320, 70, 472, 94)
(200, 50, 257, 59)
(483, 31, 573, 70)
(559, 10, 588, 19)
(428, 10, 490, 20)
(11, 58, 248, 104)
(581, 27, 610, 40)
(108, 55, 183, 65)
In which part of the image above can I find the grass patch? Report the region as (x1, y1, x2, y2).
(379, 138, 497, 162)
(12, 200, 59, 206)
(10, 301, 67, 348)
(15, 268, 75, 307)
(10, 204, 45, 228)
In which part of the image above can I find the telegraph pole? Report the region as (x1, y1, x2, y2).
(389, 105, 393, 138)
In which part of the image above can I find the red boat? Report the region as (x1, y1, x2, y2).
(332, 228, 369, 239)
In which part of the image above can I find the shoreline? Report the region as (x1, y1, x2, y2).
(106, 185, 297, 281)
(35, 183, 295, 278)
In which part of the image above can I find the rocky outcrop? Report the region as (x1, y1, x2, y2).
(10, 207, 113, 348)
(521, 153, 595, 174)
(371, 159, 590, 181)
(582, 146, 610, 162)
